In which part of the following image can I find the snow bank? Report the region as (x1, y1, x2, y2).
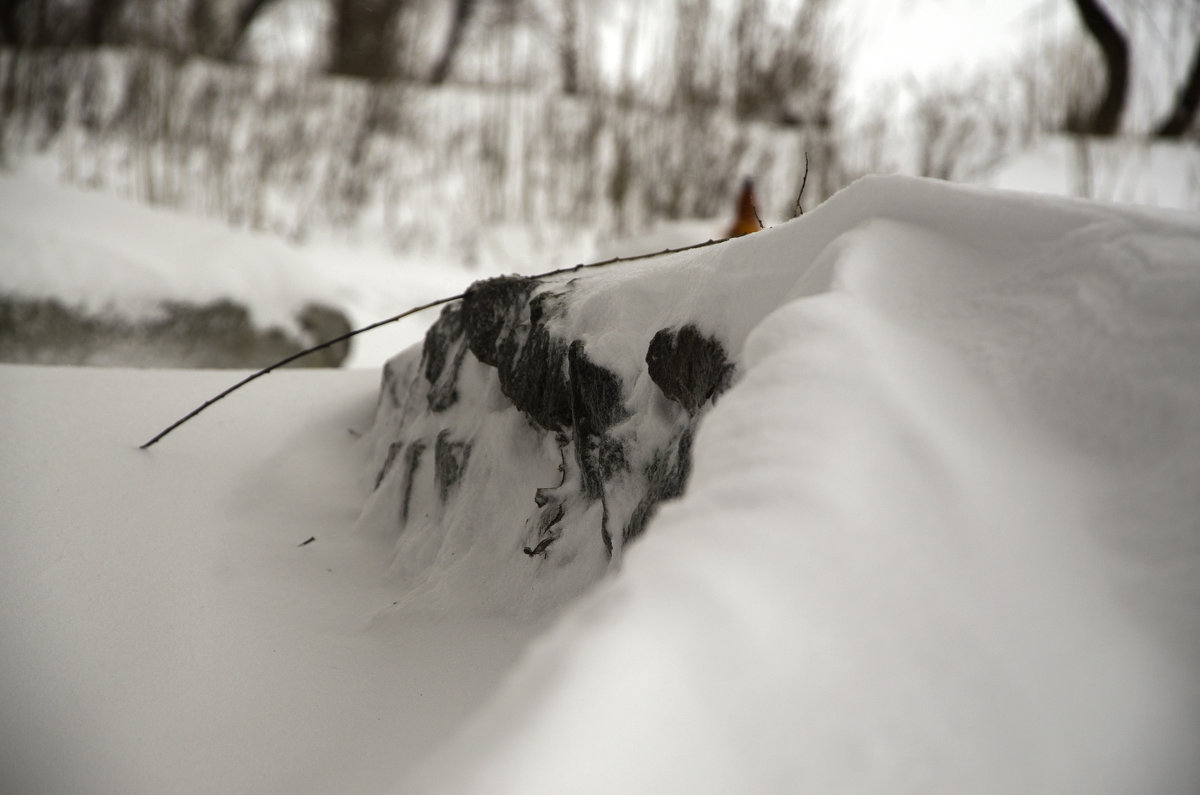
(0, 171, 493, 367)
(389, 176, 1200, 792)
(4, 174, 1198, 794)
(0, 171, 335, 331)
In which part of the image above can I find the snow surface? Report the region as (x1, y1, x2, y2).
(3, 175, 1199, 793)
(399, 177, 1200, 793)
(0, 168, 517, 368)
(0, 366, 552, 794)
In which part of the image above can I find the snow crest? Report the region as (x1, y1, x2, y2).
(388, 176, 1200, 792)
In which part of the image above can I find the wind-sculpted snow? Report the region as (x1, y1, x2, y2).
(396, 176, 1200, 793)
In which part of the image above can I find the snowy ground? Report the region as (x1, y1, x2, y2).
(3, 175, 1200, 793)
(0, 366, 554, 794)
(0, 166, 556, 369)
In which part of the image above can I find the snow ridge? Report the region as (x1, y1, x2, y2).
(385, 175, 1200, 793)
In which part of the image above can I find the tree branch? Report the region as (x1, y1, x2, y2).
(139, 235, 738, 450)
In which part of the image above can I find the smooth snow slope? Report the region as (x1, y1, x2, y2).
(0, 367, 548, 794)
(407, 177, 1200, 793)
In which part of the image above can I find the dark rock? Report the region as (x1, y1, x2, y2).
(623, 427, 693, 544)
(374, 441, 403, 491)
(646, 324, 735, 413)
(597, 436, 630, 482)
(422, 303, 470, 411)
(506, 323, 573, 432)
(434, 430, 471, 503)
(567, 340, 628, 432)
(370, 275, 730, 574)
(567, 340, 628, 500)
(463, 277, 576, 432)
(461, 275, 535, 367)
(399, 440, 426, 525)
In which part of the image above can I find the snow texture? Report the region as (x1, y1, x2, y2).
(385, 176, 1200, 792)
(2, 175, 1199, 794)
(0, 170, 503, 368)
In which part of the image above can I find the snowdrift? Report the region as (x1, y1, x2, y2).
(366, 175, 1200, 792)
(4, 175, 1199, 794)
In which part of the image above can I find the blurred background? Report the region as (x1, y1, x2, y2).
(1, 0, 1197, 369)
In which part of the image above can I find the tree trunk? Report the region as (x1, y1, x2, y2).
(1155, 40, 1200, 138)
(0, 0, 23, 46)
(188, 0, 222, 56)
(82, 0, 123, 46)
(226, 0, 277, 59)
(329, 0, 403, 81)
(560, 0, 578, 95)
(1070, 0, 1128, 136)
(429, 0, 476, 84)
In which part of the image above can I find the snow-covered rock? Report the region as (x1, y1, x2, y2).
(359, 265, 740, 615)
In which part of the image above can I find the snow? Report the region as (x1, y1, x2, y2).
(0, 168, 505, 367)
(398, 177, 1200, 792)
(0, 366, 550, 794)
(3, 175, 1200, 793)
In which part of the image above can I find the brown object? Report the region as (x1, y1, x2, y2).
(726, 178, 763, 238)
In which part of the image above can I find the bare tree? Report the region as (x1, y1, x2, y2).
(733, 0, 766, 118)
(1155, 39, 1200, 138)
(82, 0, 125, 45)
(0, 0, 27, 45)
(329, 0, 405, 80)
(1068, 0, 1128, 135)
(559, 0, 578, 95)
(188, 0, 279, 60)
(673, 0, 714, 109)
(0, 0, 87, 46)
(429, 0, 476, 84)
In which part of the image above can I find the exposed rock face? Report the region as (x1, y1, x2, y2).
(0, 295, 353, 368)
(360, 271, 737, 613)
(646, 325, 735, 414)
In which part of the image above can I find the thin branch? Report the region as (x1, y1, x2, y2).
(138, 235, 735, 450)
(793, 151, 809, 218)
(139, 294, 461, 449)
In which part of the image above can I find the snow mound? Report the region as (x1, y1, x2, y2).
(377, 176, 1200, 792)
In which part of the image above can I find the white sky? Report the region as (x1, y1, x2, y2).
(830, 0, 1063, 92)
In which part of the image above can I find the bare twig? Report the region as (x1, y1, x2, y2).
(139, 235, 737, 450)
(793, 152, 809, 218)
(139, 294, 461, 449)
